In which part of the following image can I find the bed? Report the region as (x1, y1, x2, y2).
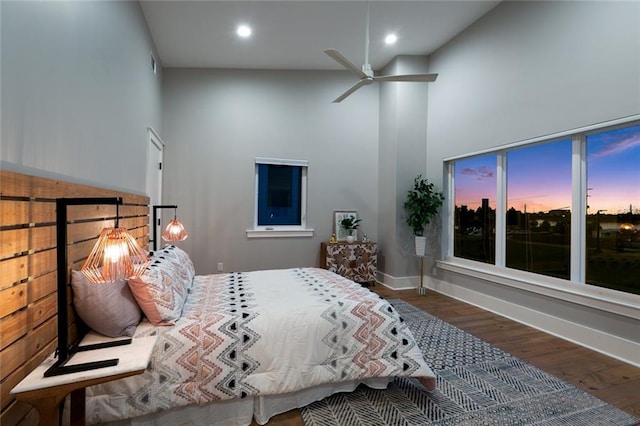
(77, 245, 436, 425)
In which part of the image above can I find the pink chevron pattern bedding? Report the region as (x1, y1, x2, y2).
(85, 268, 435, 424)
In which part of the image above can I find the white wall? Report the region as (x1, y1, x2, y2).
(424, 1, 640, 365)
(161, 68, 379, 274)
(1, 0, 162, 194)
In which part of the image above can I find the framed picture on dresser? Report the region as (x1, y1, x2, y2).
(333, 210, 357, 241)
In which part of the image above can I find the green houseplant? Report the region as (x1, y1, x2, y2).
(404, 175, 444, 255)
(340, 216, 362, 243)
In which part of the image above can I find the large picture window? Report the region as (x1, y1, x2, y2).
(505, 140, 572, 279)
(454, 155, 496, 264)
(446, 119, 640, 296)
(585, 125, 640, 294)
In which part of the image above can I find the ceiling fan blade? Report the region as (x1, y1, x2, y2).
(332, 78, 372, 103)
(373, 73, 439, 82)
(324, 49, 367, 79)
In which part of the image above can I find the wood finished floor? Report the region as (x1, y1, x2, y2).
(254, 286, 640, 425)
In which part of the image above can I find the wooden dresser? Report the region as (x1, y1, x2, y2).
(320, 241, 377, 285)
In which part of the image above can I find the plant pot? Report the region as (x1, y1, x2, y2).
(346, 235, 355, 243)
(414, 236, 427, 256)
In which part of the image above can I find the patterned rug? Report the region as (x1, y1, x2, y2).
(300, 299, 639, 426)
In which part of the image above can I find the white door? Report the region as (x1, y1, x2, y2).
(146, 127, 164, 248)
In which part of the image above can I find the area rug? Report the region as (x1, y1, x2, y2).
(300, 299, 639, 426)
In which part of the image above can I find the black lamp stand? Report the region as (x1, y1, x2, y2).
(44, 197, 132, 377)
(152, 204, 178, 251)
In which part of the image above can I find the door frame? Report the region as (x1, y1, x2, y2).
(146, 127, 164, 247)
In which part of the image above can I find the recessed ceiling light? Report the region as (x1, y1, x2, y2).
(385, 34, 397, 45)
(237, 25, 252, 38)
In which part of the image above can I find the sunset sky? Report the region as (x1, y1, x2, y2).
(455, 155, 497, 210)
(587, 125, 640, 215)
(454, 124, 640, 215)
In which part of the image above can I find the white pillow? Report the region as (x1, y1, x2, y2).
(71, 270, 142, 337)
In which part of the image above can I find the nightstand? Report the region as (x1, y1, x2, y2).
(11, 335, 157, 426)
(320, 241, 377, 285)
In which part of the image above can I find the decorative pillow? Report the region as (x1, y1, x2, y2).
(71, 270, 142, 337)
(127, 245, 193, 326)
(163, 245, 195, 291)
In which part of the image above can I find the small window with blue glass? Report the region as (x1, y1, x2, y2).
(257, 163, 302, 226)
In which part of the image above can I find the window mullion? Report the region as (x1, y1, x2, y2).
(571, 136, 586, 283)
(495, 151, 506, 267)
(444, 162, 455, 258)
(300, 168, 308, 227)
(254, 166, 260, 228)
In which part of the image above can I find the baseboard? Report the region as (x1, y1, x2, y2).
(376, 271, 419, 290)
(378, 271, 640, 367)
(423, 276, 640, 368)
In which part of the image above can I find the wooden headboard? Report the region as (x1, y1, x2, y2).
(0, 170, 149, 426)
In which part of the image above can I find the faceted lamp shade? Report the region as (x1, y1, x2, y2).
(81, 227, 150, 283)
(162, 219, 188, 242)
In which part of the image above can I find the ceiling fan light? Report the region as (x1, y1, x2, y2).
(324, 5, 437, 103)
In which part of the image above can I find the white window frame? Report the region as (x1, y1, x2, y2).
(246, 157, 314, 238)
(440, 114, 640, 319)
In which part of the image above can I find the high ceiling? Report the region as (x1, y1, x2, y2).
(140, 1, 501, 71)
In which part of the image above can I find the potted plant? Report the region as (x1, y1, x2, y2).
(404, 175, 444, 256)
(341, 216, 362, 243)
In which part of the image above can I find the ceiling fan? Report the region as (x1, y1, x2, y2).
(324, 3, 438, 103)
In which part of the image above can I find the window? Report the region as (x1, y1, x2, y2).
(257, 164, 301, 226)
(585, 124, 640, 294)
(247, 158, 313, 238)
(454, 155, 497, 264)
(446, 118, 640, 296)
(505, 140, 572, 279)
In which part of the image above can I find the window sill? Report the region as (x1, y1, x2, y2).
(436, 258, 640, 321)
(246, 228, 314, 238)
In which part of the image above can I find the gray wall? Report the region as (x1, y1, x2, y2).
(161, 68, 379, 274)
(424, 1, 640, 360)
(378, 55, 434, 285)
(427, 0, 640, 181)
(1, 0, 162, 194)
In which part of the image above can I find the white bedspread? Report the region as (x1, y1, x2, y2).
(85, 268, 435, 424)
